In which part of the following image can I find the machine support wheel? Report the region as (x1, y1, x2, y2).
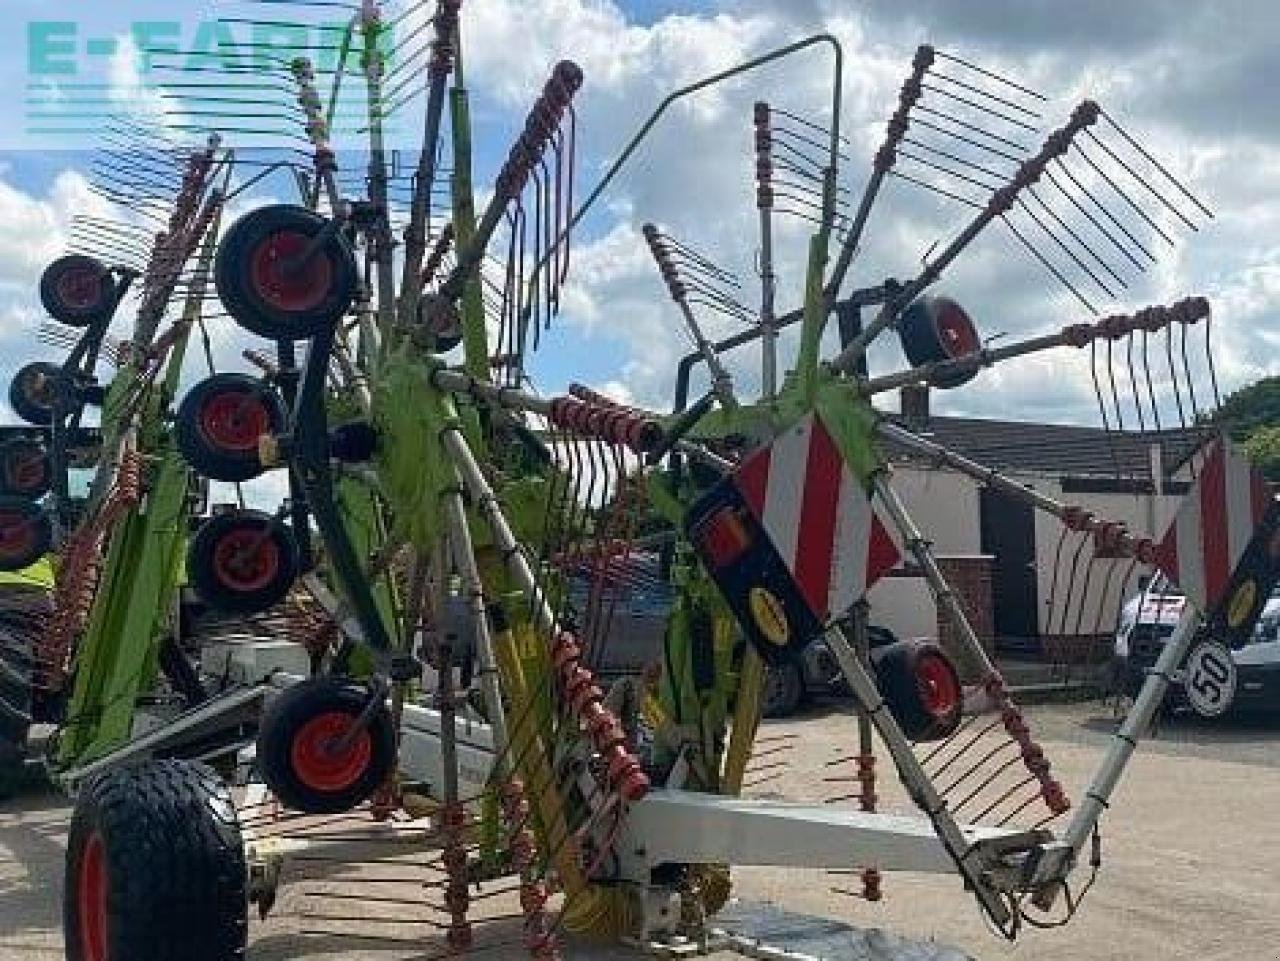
(176, 373, 286, 482)
(63, 759, 248, 961)
(215, 204, 358, 341)
(762, 660, 805, 718)
(40, 255, 115, 328)
(257, 676, 396, 814)
(0, 440, 53, 498)
(8, 362, 65, 427)
(897, 296, 982, 388)
(873, 639, 963, 742)
(188, 510, 299, 614)
(0, 497, 52, 573)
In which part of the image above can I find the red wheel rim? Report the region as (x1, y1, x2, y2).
(916, 653, 960, 719)
(55, 267, 103, 312)
(0, 508, 37, 565)
(934, 301, 980, 358)
(3, 447, 49, 494)
(78, 831, 109, 961)
(289, 711, 373, 794)
(248, 230, 334, 314)
(211, 526, 281, 593)
(198, 390, 272, 454)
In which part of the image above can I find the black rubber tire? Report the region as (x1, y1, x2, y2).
(64, 759, 247, 961)
(258, 676, 397, 814)
(0, 439, 53, 498)
(762, 660, 805, 719)
(0, 497, 52, 573)
(216, 204, 358, 341)
(175, 374, 286, 482)
(188, 510, 299, 614)
(9, 362, 64, 426)
(40, 254, 114, 328)
(873, 639, 963, 742)
(897, 296, 981, 388)
(0, 607, 33, 801)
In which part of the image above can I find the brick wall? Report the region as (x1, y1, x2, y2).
(935, 554, 994, 680)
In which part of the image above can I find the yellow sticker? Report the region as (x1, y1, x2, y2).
(1227, 579, 1258, 629)
(749, 586, 790, 647)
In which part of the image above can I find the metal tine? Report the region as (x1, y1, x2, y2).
(888, 169, 984, 209)
(915, 102, 1030, 154)
(70, 223, 151, 250)
(1069, 141, 1177, 247)
(770, 137, 829, 182)
(901, 135, 1013, 183)
(1106, 337, 1126, 431)
(90, 161, 180, 191)
(919, 83, 1041, 133)
(1025, 186, 1127, 291)
(1043, 166, 1148, 273)
(1085, 126, 1200, 232)
(1052, 530, 1091, 637)
(771, 121, 854, 165)
(1100, 108, 1212, 218)
(1164, 322, 1189, 432)
(73, 215, 155, 238)
(899, 146, 1002, 194)
(1002, 214, 1098, 313)
(935, 49, 1047, 100)
(928, 70, 1042, 120)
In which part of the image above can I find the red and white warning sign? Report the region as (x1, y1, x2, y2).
(1154, 436, 1272, 613)
(732, 412, 901, 622)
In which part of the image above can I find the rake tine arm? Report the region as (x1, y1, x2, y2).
(832, 100, 1102, 374)
(827, 45, 934, 301)
(859, 296, 1209, 396)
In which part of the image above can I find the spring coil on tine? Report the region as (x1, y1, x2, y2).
(549, 630, 649, 802)
(547, 396, 663, 455)
(1062, 297, 1211, 348)
(499, 780, 560, 960)
(440, 801, 472, 954)
(495, 62, 583, 202)
(640, 225, 682, 302)
(980, 674, 1070, 816)
(754, 101, 774, 209)
(987, 100, 1100, 217)
(876, 44, 934, 172)
(429, 1, 462, 76)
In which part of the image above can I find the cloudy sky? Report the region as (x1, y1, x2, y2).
(1, 0, 1276, 436)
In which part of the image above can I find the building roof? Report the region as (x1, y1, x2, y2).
(881, 413, 1209, 480)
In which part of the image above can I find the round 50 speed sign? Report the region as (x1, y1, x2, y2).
(1183, 641, 1238, 718)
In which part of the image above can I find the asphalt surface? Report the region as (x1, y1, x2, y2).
(3, 700, 1279, 960)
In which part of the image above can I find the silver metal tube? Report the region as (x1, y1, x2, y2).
(823, 626, 1012, 927)
(877, 421, 1065, 519)
(758, 206, 777, 398)
(872, 471, 1000, 679)
(441, 484, 512, 766)
(1063, 604, 1198, 855)
(860, 331, 1068, 396)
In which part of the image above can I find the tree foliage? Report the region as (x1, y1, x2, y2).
(1213, 376, 1280, 479)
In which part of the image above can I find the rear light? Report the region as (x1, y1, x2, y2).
(694, 507, 752, 570)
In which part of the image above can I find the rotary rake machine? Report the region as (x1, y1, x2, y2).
(2, 3, 1269, 961)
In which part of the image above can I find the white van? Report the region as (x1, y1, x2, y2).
(1113, 574, 1280, 714)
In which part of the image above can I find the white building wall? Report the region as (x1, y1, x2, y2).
(872, 462, 1189, 641)
(867, 574, 936, 639)
(883, 466, 981, 554)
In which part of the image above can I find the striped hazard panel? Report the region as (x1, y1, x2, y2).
(1155, 436, 1279, 646)
(686, 413, 900, 664)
